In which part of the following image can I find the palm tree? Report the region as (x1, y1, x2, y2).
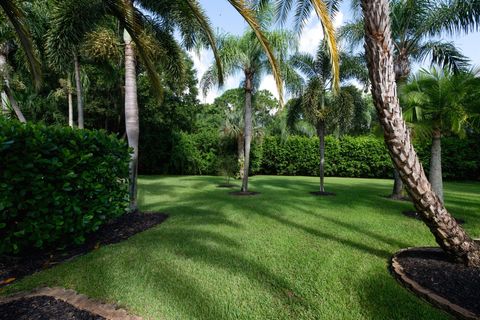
(287, 43, 366, 194)
(401, 67, 480, 202)
(360, 0, 480, 267)
(201, 28, 296, 193)
(45, 0, 223, 211)
(341, 0, 478, 199)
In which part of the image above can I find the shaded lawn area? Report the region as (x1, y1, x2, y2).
(2, 176, 479, 319)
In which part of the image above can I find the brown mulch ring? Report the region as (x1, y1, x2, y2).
(402, 211, 465, 224)
(0, 211, 168, 287)
(310, 191, 336, 196)
(229, 191, 260, 196)
(217, 183, 236, 188)
(0, 287, 141, 320)
(390, 246, 480, 320)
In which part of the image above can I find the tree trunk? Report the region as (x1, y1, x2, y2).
(73, 53, 84, 129)
(241, 72, 253, 192)
(429, 129, 444, 203)
(4, 86, 26, 123)
(237, 133, 245, 179)
(317, 121, 326, 192)
(361, 0, 480, 267)
(1, 51, 26, 122)
(390, 169, 404, 199)
(124, 27, 139, 211)
(67, 73, 74, 127)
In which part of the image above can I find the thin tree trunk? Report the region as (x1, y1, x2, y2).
(317, 121, 326, 192)
(124, 27, 139, 211)
(241, 72, 253, 192)
(0, 51, 8, 116)
(429, 129, 444, 202)
(67, 73, 74, 127)
(0, 91, 7, 116)
(237, 133, 245, 179)
(390, 169, 404, 199)
(361, 0, 480, 267)
(73, 53, 84, 129)
(4, 86, 26, 123)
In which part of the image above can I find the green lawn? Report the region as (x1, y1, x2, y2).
(3, 176, 480, 319)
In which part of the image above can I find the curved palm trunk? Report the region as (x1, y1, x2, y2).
(73, 53, 84, 129)
(237, 133, 245, 179)
(4, 86, 26, 123)
(429, 129, 444, 202)
(361, 0, 480, 267)
(317, 121, 326, 192)
(67, 73, 74, 127)
(241, 72, 253, 192)
(124, 28, 139, 211)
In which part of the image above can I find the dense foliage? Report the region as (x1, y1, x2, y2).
(0, 120, 130, 254)
(162, 132, 480, 180)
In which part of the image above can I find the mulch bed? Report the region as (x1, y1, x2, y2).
(310, 191, 336, 196)
(0, 296, 105, 320)
(390, 246, 480, 319)
(0, 211, 168, 287)
(402, 211, 465, 224)
(229, 191, 260, 196)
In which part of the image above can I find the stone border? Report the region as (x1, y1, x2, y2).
(390, 247, 479, 320)
(0, 287, 142, 320)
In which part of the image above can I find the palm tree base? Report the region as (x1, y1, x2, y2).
(310, 191, 336, 197)
(229, 191, 260, 196)
(390, 245, 480, 319)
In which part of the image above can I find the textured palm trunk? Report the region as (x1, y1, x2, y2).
(361, 0, 480, 267)
(124, 28, 139, 211)
(317, 121, 326, 192)
(429, 129, 444, 202)
(73, 53, 84, 129)
(0, 52, 8, 116)
(241, 72, 253, 192)
(67, 74, 74, 127)
(237, 133, 245, 179)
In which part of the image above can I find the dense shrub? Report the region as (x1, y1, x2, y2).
(262, 135, 394, 178)
(0, 120, 130, 254)
(167, 133, 480, 180)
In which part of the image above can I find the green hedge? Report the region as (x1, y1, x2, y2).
(166, 132, 480, 180)
(0, 120, 130, 254)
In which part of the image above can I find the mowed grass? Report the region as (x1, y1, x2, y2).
(2, 176, 480, 319)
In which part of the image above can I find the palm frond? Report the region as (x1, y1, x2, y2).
(416, 40, 470, 73)
(0, 0, 41, 89)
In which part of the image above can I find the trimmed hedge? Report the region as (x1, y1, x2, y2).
(0, 120, 130, 254)
(166, 133, 480, 180)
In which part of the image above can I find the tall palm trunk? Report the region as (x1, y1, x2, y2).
(73, 53, 84, 129)
(67, 73, 74, 127)
(237, 133, 245, 179)
(429, 129, 444, 202)
(317, 121, 326, 192)
(361, 0, 480, 267)
(241, 71, 253, 192)
(124, 27, 139, 211)
(4, 86, 26, 123)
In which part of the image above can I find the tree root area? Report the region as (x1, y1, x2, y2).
(0, 211, 168, 287)
(391, 247, 480, 318)
(0, 296, 105, 320)
(310, 191, 336, 196)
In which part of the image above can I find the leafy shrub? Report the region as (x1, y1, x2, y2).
(0, 120, 130, 254)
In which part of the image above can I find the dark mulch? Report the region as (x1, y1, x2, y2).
(229, 191, 260, 196)
(217, 183, 236, 188)
(0, 296, 105, 320)
(0, 211, 168, 287)
(310, 191, 336, 196)
(402, 211, 465, 224)
(392, 247, 480, 316)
